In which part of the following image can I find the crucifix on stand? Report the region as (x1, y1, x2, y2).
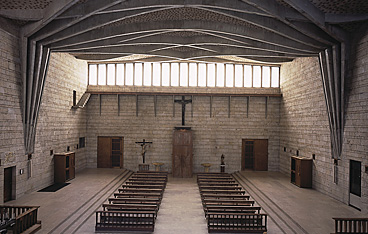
(135, 139, 152, 164)
(175, 96, 192, 125)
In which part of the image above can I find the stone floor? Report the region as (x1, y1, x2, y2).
(7, 168, 364, 234)
(236, 170, 364, 234)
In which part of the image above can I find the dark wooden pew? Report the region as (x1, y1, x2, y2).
(118, 188, 164, 194)
(126, 180, 166, 185)
(333, 218, 368, 234)
(129, 178, 167, 184)
(114, 192, 162, 198)
(200, 189, 246, 195)
(197, 173, 268, 233)
(95, 171, 168, 233)
(132, 174, 167, 179)
(204, 204, 256, 212)
(198, 178, 235, 183)
(135, 172, 168, 175)
(198, 176, 232, 180)
(207, 213, 267, 233)
(199, 186, 243, 191)
(197, 174, 231, 178)
(198, 182, 240, 186)
(201, 194, 250, 200)
(96, 211, 156, 232)
(108, 197, 161, 205)
(203, 199, 254, 206)
(122, 184, 165, 190)
(102, 204, 158, 215)
(205, 206, 262, 217)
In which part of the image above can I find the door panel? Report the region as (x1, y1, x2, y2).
(172, 149, 182, 177)
(181, 146, 192, 177)
(242, 139, 268, 171)
(254, 139, 268, 171)
(97, 137, 112, 168)
(350, 160, 361, 196)
(111, 138, 122, 168)
(242, 141, 254, 169)
(172, 130, 193, 177)
(4, 167, 13, 202)
(349, 160, 361, 210)
(98, 137, 124, 168)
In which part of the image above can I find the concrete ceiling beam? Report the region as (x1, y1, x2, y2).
(44, 20, 322, 54)
(281, 0, 348, 42)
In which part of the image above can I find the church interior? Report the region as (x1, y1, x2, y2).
(0, 0, 368, 233)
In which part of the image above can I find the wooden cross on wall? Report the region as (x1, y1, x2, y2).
(175, 96, 192, 126)
(135, 139, 153, 164)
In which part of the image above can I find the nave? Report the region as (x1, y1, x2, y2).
(7, 169, 363, 234)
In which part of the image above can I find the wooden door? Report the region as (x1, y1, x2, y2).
(4, 167, 13, 202)
(349, 160, 362, 209)
(98, 137, 123, 168)
(242, 140, 254, 169)
(254, 139, 268, 171)
(173, 130, 193, 177)
(98, 137, 111, 168)
(111, 137, 123, 168)
(242, 139, 268, 171)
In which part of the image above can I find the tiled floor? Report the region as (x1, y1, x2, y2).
(236, 170, 364, 234)
(7, 168, 364, 234)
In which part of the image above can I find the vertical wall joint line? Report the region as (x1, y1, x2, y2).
(265, 96, 269, 119)
(99, 94, 101, 116)
(173, 95, 175, 117)
(136, 94, 138, 117)
(210, 96, 213, 118)
(191, 95, 194, 118)
(228, 96, 231, 118)
(247, 96, 250, 118)
(154, 95, 157, 117)
(117, 94, 120, 116)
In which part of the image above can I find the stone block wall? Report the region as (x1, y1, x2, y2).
(280, 27, 368, 213)
(343, 27, 368, 213)
(0, 18, 23, 202)
(280, 57, 334, 193)
(32, 52, 88, 192)
(86, 92, 281, 173)
(0, 17, 88, 200)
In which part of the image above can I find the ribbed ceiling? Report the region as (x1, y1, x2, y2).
(1, 0, 367, 64)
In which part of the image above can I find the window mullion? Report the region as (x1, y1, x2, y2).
(251, 65, 254, 88)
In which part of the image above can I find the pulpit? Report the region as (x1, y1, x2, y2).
(172, 127, 193, 177)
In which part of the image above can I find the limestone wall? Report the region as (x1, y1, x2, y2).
(280, 57, 333, 192)
(33, 52, 88, 191)
(343, 27, 368, 213)
(0, 18, 24, 201)
(0, 17, 88, 199)
(280, 28, 368, 213)
(85, 93, 281, 173)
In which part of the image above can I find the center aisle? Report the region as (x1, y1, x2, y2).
(154, 175, 208, 234)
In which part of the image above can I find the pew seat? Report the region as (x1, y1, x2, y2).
(96, 211, 156, 232)
(207, 213, 267, 233)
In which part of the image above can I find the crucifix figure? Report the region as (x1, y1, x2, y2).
(135, 139, 152, 163)
(174, 96, 192, 125)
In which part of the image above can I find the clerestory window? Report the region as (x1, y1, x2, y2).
(88, 62, 280, 88)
